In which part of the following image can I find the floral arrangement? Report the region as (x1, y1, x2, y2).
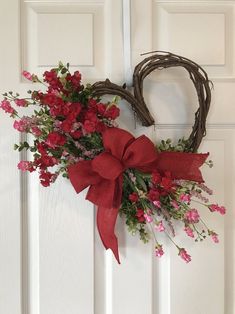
(0, 62, 226, 264)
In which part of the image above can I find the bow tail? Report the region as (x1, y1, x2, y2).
(156, 151, 209, 182)
(96, 175, 123, 264)
(97, 206, 120, 263)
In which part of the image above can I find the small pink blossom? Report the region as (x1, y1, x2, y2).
(144, 214, 153, 223)
(31, 126, 42, 136)
(171, 200, 179, 209)
(153, 200, 161, 208)
(184, 209, 200, 223)
(54, 120, 62, 128)
(209, 204, 226, 215)
(14, 99, 27, 107)
(155, 221, 165, 232)
(13, 120, 28, 132)
(129, 172, 136, 183)
(179, 248, 191, 263)
(22, 70, 33, 81)
(184, 226, 194, 238)
(179, 193, 191, 203)
(155, 245, 164, 258)
(211, 232, 219, 243)
(17, 161, 32, 171)
(0, 100, 15, 114)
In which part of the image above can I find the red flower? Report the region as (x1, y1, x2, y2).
(39, 170, 54, 187)
(161, 173, 175, 193)
(128, 192, 139, 202)
(88, 98, 97, 109)
(84, 120, 96, 133)
(61, 119, 73, 132)
(85, 110, 98, 122)
(104, 105, 120, 119)
(70, 130, 82, 139)
(40, 155, 58, 167)
(66, 71, 81, 88)
(152, 171, 161, 184)
(37, 142, 47, 155)
(69, 103, 82, 118)
(46, 132, 66, 148)
(136, 208, 145, 222)
(148, 189, 160, 201)
(43, 70, 63, 91)
(42, 93, 59, 107)
(97, 103, 106, 115)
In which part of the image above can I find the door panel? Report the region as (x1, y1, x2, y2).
(0, 0, 234, 313)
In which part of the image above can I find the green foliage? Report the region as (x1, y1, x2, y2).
(158, 138, 193, 152)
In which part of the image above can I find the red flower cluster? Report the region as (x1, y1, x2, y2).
(1, 65, 121, 187)
(43, 69, 63, 92)
(148, 171, 175, 202)
(136, 208, 145, 222)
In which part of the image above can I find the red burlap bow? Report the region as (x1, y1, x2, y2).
(68, 128, 208, 263)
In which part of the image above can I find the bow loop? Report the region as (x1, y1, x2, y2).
(92, 152, 124, 180)
(123, 135, 158, 169)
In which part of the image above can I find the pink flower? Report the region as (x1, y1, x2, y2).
(31, 126, 42, 136)
(22, 70, 33, 81)
(184, 209, 200, 223)
(179, 193, 191, 203)
(155, 221, 165, 232)
(0, 100, 15, 114)
(209, 204, 226, 215)
(211, 232, 219, 243)
(14, 99, 27, 107)
(179, 248, 191, 263)
(129, 172, 136, 183)
(155, 245, 164, 258)
(17, 161, 33, 172)
(13, 120, 28, 132)
(144, 213, 153, 223)
(184, 226, 194, 238)
(171, 200, 179, 209)
(153, 200, 161, 208)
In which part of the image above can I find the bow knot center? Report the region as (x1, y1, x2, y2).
(91, 152, 124, 180)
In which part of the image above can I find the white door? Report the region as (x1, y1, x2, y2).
(0, 1, 234, 314)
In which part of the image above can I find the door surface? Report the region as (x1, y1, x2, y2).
(0, 0, 234, 314)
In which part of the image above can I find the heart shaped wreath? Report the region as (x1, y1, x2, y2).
(0, 52, 226, 263)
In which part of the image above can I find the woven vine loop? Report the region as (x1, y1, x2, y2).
(92, 51, 211, 152)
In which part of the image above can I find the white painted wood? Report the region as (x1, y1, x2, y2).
(0, 0, 234, 313)
(38, 13, 94, 66)
(0, 1, 22, 314)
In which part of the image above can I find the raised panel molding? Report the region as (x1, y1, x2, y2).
(152, 1, 234, 79)
(38, 13, 94, 66)
(21, 1, 106, 79)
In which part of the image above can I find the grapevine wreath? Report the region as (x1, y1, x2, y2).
(0, 51, 226, 263)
